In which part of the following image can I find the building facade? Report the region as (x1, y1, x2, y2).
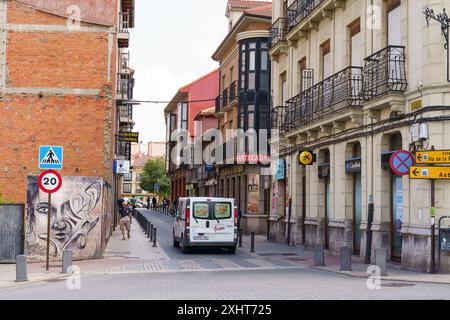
(0, 0, 135, 261)
(165, 70, 220, 203)
(212, 0, 272, 235)
(269, 0, 450, 272)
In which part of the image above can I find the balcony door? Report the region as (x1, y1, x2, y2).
(387, 0, 402, 89)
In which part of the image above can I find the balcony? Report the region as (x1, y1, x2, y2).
(116, 76, 134, 101)
(118, 11, 131, 48)
(118, 51, 130, 75)
(363, 46, 407, 101)
(269, 18, 287, 49)
(215, 81, 238, 116)
(281, 67, 364, 132)
(271, 106, 287, 134)
(118, 104, 133, 124)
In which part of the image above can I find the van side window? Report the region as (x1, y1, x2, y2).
(178, 201, 184, 219)
(214, 203, 232, 219)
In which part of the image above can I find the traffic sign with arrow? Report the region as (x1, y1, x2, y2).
(410, 166, 450, 180)
(416, 150, 450, 164)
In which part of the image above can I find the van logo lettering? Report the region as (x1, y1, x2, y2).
(214, 226, 225, 232)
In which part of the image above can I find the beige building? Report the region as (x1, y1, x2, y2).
(269, 0, 450, 272)
(213, 0, 273, 235)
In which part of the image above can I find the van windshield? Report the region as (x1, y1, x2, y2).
(193, 203, 210, 219)
(214, 203, 231, 219)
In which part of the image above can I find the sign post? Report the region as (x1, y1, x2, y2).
(38, 170, 63, 272)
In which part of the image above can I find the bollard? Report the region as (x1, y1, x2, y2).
(153, 228, 158, 247)
(16, 255, 29, 282)
(146, 221, 150, 238)
(238, 229, 243, 248)
(375, 248, 388, 276)
(314, 244, 325, 266)
(62, 250, 73, 274)
(150, 224, 154, 241)
(339, 247, 352, 271)
(250, 232, 255, 253)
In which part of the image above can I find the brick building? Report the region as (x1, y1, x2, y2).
(0, 0, 135, 261)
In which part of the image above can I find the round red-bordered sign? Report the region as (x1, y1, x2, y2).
(38, 170, 63, 194)
(390, 150, 415, 176)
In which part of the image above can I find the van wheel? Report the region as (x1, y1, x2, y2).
(173, 237, 180, 248)
(227, 246, 237, 254)
(180, 236, 189, 254)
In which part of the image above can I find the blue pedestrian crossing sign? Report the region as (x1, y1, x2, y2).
(39, 146, 63, 170)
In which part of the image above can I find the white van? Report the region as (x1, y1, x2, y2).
(173, 197, 238, 254)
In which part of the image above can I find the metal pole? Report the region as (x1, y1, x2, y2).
(431, 179, 436, 274)
(238, 229, 243, 248)
(153, 228, 157, 247)
(365, 197, 374, 265)
(46, 193, 51, 272)
(150, 224, 153, 241)
(250, 232, 255, 253)
(287, 198, 292, 246)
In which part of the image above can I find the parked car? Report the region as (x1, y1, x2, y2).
(173, 197, 238, 254)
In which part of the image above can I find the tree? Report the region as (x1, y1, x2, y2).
(139, 157, 170, 197)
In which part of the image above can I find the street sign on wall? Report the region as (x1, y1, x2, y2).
(416, 150, 450, 164)
(410, 166, 450, 180)
(390, 150, 415, 176)
(298, 150, 315, 166)
(39, 146, 63, 170)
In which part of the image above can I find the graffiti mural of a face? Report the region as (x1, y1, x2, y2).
(26, 176, 102, 258)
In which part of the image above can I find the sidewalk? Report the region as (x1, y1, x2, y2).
(239, 234, 450, 285)
(0, 218, 167, 289)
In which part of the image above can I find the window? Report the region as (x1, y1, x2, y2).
(124, 172, 132, 181)
(281, 73, 287, 105)
(387, 0, 401, 46)
(193, 203, 210, 219)
(178, 102, 188, 130)
(321, 40, 331, 80)
(136, 173, 141, 182)
(214, 203, 232, 219)
(349, 19, 361, 66)
(123, 183, 132, 193)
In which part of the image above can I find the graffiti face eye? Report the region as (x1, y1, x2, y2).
(36, 203, 49, 214)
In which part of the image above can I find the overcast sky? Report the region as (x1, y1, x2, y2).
(129, 0, 229, 143)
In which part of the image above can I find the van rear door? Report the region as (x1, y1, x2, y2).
(189, 201, 214, 243)
(211, 201, 235, 243)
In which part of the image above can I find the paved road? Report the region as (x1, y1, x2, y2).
(1, 268, 450, 300)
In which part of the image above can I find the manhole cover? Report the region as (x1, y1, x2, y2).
(381, 282, 416, 288)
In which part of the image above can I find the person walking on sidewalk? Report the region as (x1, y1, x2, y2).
(119, 200, 133, 240)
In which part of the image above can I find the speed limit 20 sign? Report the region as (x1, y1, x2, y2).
(38, 170, 63, 194)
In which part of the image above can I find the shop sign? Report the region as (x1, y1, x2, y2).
(345, 158, 362, 174)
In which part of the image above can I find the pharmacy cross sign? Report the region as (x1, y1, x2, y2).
(390, 150, 415, 176)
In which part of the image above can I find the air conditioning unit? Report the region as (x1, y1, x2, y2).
(419, 122, 429, 140)
(410, 123, 420, 143)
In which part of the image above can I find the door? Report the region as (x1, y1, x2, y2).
(174, 200, 184, 239)
(212, 201, 235, 243)
(0, 205, 24, 263)
(353, 173, 362, 254)
(391, 175, 404, 261)
(190, 201, 214, 243)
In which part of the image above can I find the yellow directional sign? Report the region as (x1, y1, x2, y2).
(416, 150, 450, 164)
(298, 150, 315, 166)
(410, 166, 450, 180)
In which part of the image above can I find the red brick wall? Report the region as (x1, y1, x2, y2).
(0, 2, 117, 203)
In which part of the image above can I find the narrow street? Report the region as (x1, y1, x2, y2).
(1, 209, 450, 300)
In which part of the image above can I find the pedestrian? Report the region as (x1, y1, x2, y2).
(147, 197, 151, 210)
(152, 196, 157, 210)
(119, 200, 133, 240)
(237, 206, 242, 230)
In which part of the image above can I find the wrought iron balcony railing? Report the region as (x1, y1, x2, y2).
(271, 106, 287, 133)
(363, 46, 408, 100)
(119, 11, 130, 32)
(229, 81, 238, 105)
(269, 18, 287, 48)
(287, 0, 324, 32)
(282, 67, 364, 131)
(215, 95, 221, 113)
(222, 87, 229, 110)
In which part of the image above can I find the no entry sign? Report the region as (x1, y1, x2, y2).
(38, 170, 63, 194)
(390, 150, 415, 176)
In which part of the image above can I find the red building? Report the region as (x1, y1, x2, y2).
(165, 70, 219, 202)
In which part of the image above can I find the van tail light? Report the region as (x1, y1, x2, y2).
(234, 208, 238, 225)
(185, 208, 190, 227)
